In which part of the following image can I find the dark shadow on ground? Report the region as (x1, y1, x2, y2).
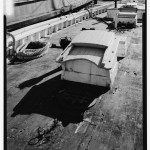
(8, 57, 33, 65)
(11, 75, 109, 127)
(51, 44, 62, 49)
(18, 66, 62, 89)
(114, 25, 137, 33)
(93, 16, 136, 32)
(117, 56, 125, 61)
(93, 16, 115, 30)
(8, 55, 48, 65)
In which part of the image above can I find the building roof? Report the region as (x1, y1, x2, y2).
(71, 30, 115, 49)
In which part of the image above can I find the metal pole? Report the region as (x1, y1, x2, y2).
(115, 0, 117, 8)
(94, 0, 97, 4)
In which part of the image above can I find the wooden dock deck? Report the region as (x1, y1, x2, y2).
(6, 11, 143, 150)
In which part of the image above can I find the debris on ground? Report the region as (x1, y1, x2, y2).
(81, 27, 95, 31)
(88, 98, 98, 108)
(133, 71, 137, 76)
(28, 119, 61, 146)
(75, 117, 93, 134)
(59, 36, 72, 50)
(83, 118, 96, 126)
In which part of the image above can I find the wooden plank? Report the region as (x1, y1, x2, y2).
(134, 104, 143, 150)
(63, 55, 101, 66)
(117, 36, 128, 57)
(69, 46, 105, 57)
(62, 71, 110, 87)
(77, 99, 105, 150)
(103, 37, 120, 69)
(56, 44, 72, 62)
(64, 59, 110, 77)
(72, 30, 114, 48)
(88, 110, 115, 150)
(107, 125, 123, 149)
(74, 98, 104, 150)
(91, 64, 110, 77)
(120, 106, 137, 150)
(109, 62, 119, 88)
